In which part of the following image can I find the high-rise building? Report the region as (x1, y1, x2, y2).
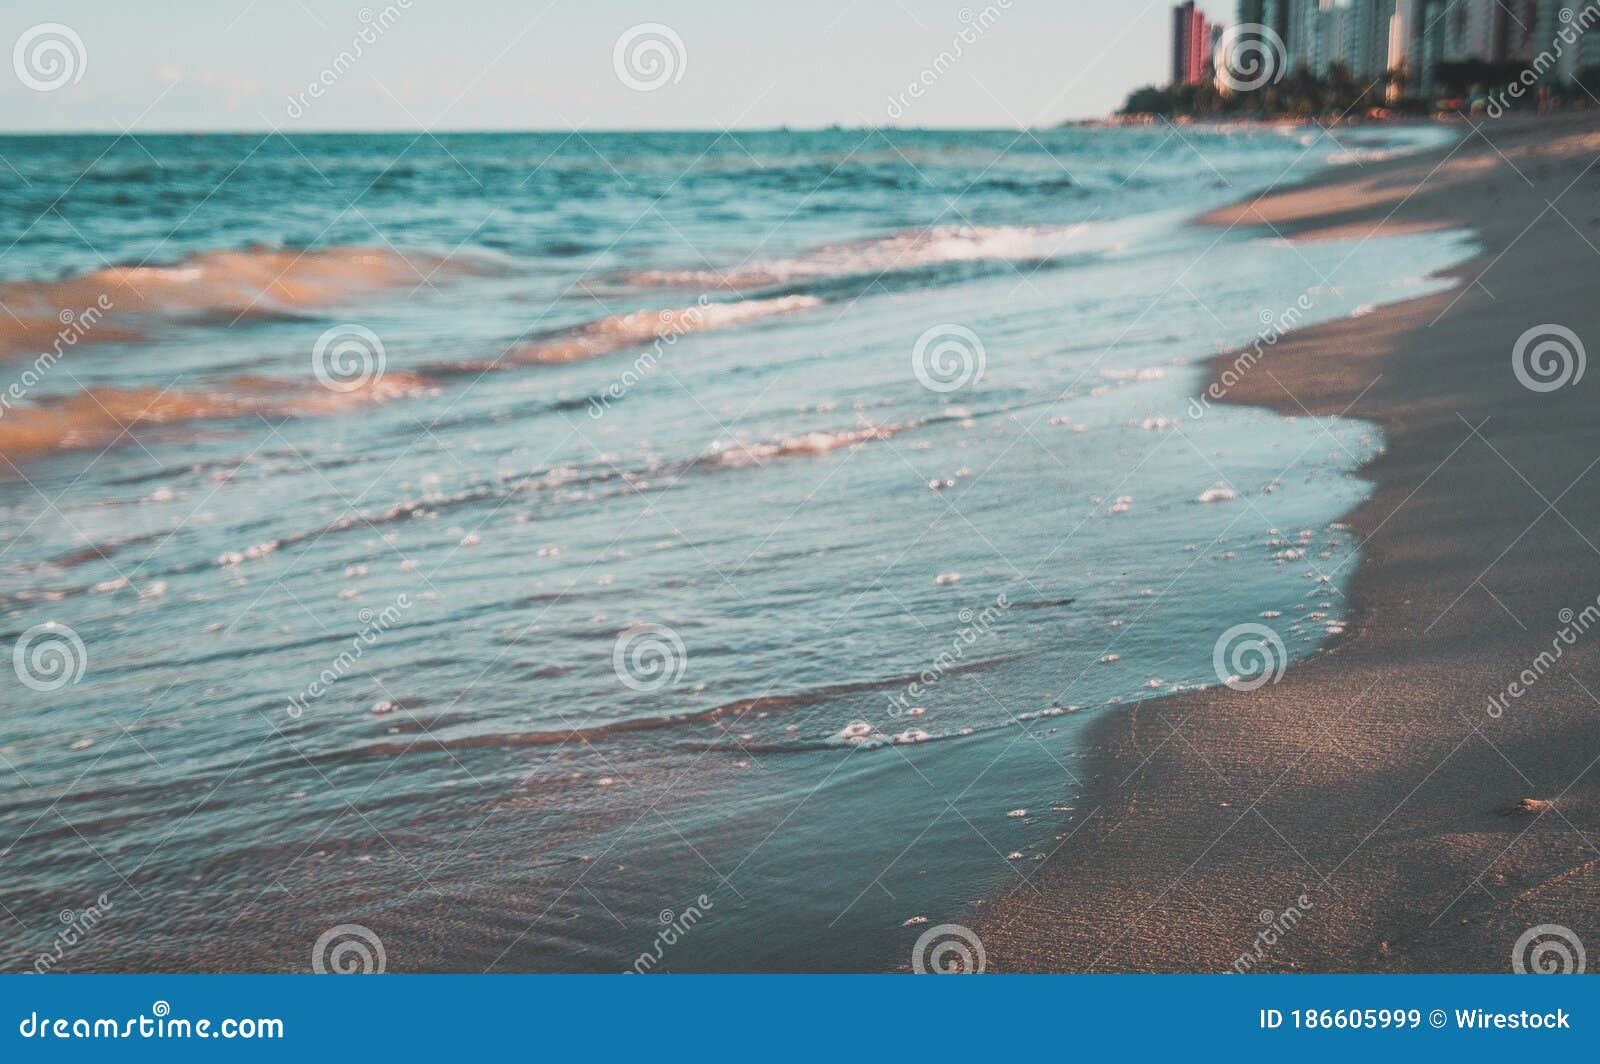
(1405, 0, 1478, 92)
(1308, 1, 1348, 77)
(1500, 1, 1541, 60)
(1172, 1, 1216, 84)
(1531, 0, 1571, 80)
(1400, 0, 1578, 92)
(1342, 0, 1398, 81)
(1412, 0, 1448, 93)
(1174, 1, 1197, 84)
(1580, 12, 1600, 74)
(1236, 0, 1299, 65)
(1441, 0, 1474, 61)
(1387, 0, 1416, 95)
(1529, 0, 1600, 81)
(1190, 4, 1212, 82)
(1345, 0, 1600, 95)
(1461, 0, 1539, 61)
(1280, 0, 1313, 69)
(1260, 0, 1397, 81)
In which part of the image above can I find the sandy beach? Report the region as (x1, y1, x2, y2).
(980, 113, 1600, 973)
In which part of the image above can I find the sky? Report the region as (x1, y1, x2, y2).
(1, 0, 1232, 132)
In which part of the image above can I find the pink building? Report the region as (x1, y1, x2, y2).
(1171, 1, 1215, 85)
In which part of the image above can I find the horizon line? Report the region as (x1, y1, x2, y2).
(0, 121, 1115, 137)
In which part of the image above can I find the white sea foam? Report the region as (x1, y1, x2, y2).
(620, 223, 1105, 289)
(505, 295, 821, 366)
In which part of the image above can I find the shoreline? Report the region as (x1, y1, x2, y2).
(977, 113, 1600, 972)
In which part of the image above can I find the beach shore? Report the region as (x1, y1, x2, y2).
(979, 113, 1600, 973)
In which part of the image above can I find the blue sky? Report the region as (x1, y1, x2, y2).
(2, 1, 1231, 131)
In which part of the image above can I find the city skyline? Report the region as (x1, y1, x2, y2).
(1175, 1, 1600, 99)
(1, 0, 1233, 132)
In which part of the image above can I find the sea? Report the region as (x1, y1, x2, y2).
(0, 125, 1474, 972)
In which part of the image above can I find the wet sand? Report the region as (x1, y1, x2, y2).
(980, 114, 1600, 972)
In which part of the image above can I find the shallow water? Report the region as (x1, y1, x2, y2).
(0, 126, 1473, 971)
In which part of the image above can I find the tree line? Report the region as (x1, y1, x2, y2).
(1119, 60, 1600, 118)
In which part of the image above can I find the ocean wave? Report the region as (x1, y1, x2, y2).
(7, 245, 454, 323)
(446, 294, 821, 372)
(0, 245, 461, 364)
(692, 422, 914, 468)
(192, 413, 937, 574)
(0, 373, 436, 464)
(617, 223, 1106, 291)
(348, 657, 1018, 759)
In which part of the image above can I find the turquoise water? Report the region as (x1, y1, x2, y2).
(0, 126, 1471, 971)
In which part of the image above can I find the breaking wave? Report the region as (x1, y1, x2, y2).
(446, 294, 822, 372)
(0, 373, 436, 463)
(618, 223, 1106, 290)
